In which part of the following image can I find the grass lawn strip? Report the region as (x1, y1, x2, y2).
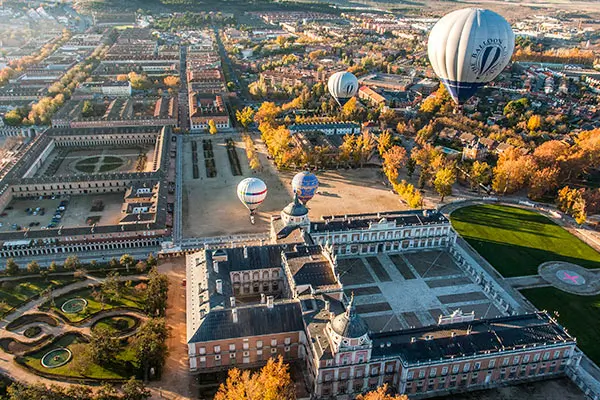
(521, 287, 600, 365)
(451, 204, 600, 277)
(0, 276, 79, 316)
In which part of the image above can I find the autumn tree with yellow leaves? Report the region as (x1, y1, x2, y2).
(356, 384, 408, 400)
(214, 356, 295, 400)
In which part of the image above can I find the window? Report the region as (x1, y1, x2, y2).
(513, 356, 520, 365)
(474, 362, 480, 371)
(407, 371, 414, 380)
(534, 353, 541, 362)
(243, 342, 249, 350)
(442, 367, 448, 375)
(325, 374, 332, 382)
(229, 353, 236, 359)
(271, 348, 277, 353)
(386, 365, 394, 373)
(257, 350, 262, 356)
(430, 368, 437, 377)
(215, 355, 221, 360)
(284, 337, 291, 345)
(356, 370, 363, 378)
(554, 351, 560, 359)
(256, 341, 263, 348)
(271, 339, 277, 347)
(284, 346, 290, 352)
(214, 345, 221, 353)
(199, 347, 206, 355)
(502, 357, 509, 366)
(419, 370, 426, 378)
(543, 352, 550, 361)
(523, 355, 530, 363)
(452, 365, 459, 374)
(243, 351, 249, 357)
(463, 363, 470, 372)
(358, 355, 365, 363)
(489, 360, 495, 368)
(229, 344, 235, 351)
(341, 372, 347, 380)
(199, 356, 206, 363)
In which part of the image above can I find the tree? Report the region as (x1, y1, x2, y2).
(117, 74, 128, 82)
(102, 272, 122, 303)
(64, 255, 81, 271)
(470, 161, 491, 193)
(82, 100, 94, 118)
(26, 261, 40, 274)
(236, 106, 255, 131)
(135, 261, 147, 273)
(120, 254, 134, 272)
(4, 109, 25, 126)
(342, 97, 359, 120)
(382, 146, 407, 183)
(163, 75, 180, 88)
(208, 119, 218, 135)
(89, 326, 121, 365)
(254, 102, 280, 125)
(5, 258, 18, 276)
(492, 148, 534, 195)
(121, 377, 151, 400)
(377, 130, 393, 156)
(146, 253, 157, 269)
(133, 318, 169, 381)
(557, 186, 587, 224)
(356, 384, 407, 400)
(144, 268, 169, 317)
(528, 167, 559, 200)
(49, 261, 59, 273)
(214, 356, 295, 400)
(434, 166, 456, 202)
(527, 114, 542, 132)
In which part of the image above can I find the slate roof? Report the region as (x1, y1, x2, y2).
(370, 313, 574, 364)
(188, 302, 304, 343)
(284, 245, 337, 288)
(311, 210, 447, 233)
(206, 244, 284, 272)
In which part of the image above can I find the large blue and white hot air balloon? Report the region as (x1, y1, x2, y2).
(292, 171, 319, 204)
(427, 8, 515, 104)
(237, 177, 268, 224)
(328, 71, 359, 107)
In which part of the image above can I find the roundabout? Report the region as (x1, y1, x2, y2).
(61, 298, 87, 314)
(41, 348, 72, 368)
(539, 262, 600, 295)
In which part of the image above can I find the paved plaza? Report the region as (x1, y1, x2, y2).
(338, 250, 504, 332)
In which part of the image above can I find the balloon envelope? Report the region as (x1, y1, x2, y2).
(292, 171, 319, 203)
(427, 8, 515, 104)
(328, 71, 359, 107)
(237, 178, 267, 213)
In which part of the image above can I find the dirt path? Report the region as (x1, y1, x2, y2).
(149, 258, 195, 399)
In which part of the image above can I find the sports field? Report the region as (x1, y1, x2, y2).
(522, 287, 600, 365)
(450, 204, 600, 277)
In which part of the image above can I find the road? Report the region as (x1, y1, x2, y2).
(178, 45, 190, 132)
(173, 136, 184, 244)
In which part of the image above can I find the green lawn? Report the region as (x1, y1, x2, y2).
(451, 205, 600, 277)
(21, 333, 136, 380)
(521, 287, 600, 365)
(0, 276, 79, 316)
(47, 284, 146, 323)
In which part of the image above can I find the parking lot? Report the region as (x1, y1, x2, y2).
(0, 193, 124, 232)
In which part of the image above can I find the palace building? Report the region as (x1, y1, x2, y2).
(186, 200, 579, 399)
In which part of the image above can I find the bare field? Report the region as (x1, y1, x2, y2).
(181, 134, 412, 237)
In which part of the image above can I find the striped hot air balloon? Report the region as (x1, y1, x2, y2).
(237, 178, 267, 223)
(328, 71, 359, 107)
(292, 171, 319, 204)
(427, 8, 515, 104)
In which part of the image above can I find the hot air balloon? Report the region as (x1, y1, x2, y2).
(292, 171, 319, 204)
(427, 8, 515, 105)
(328, 71, 359, 107)
(237, 177, 268, 224)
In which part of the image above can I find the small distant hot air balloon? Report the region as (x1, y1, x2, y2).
(237, 177, 268, 224)
(292, 171, 319, 204)
(427, 8, 515, 105)
(328, 71, 359, 107)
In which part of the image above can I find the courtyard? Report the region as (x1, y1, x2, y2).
(0, 193, 125, 232)
(336, 250, 504, 333)
(34, 145, 155, 177)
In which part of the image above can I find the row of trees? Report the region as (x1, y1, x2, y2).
(5, 378, 150, 400)
(243, 134, 261, 171)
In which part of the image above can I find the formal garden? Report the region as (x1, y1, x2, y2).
(0, 253, 169, 384)
(451, 204, 600, 365)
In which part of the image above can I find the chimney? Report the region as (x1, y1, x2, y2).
(216, 279, 223, 294)
(267, 295, 274, 309)
(232, 308, 238, 323)
(213, 261, 219, 274)
(230, 296, 236, 308)
(261, 293, 266, 304)
(243, 246, 248, 259)
(324, 300, 330, 311)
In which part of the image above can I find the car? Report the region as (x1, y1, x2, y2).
(5, 206, 13, 210)
(0, 223, 3, 227)
(54, 214, 62, 219)
(28, 222, 36, 227)
(58, 206, 65, 211)
(0, 212, 6, 217)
